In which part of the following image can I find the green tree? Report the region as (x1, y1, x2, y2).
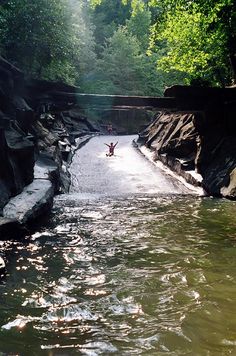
(126, 7, 151, 50)
(150, 0, 235, 85)
(0, 0, 98, 85)
(125, 7, 186, 94)
(0, 1, 76, 78)
(84, 25, 177, 96)
(1, 1, 73, 82)
(86, 26, 146, 95)
(90, 0, 132, 54)
(152, 5, 229, 85)
(69, 0, 97, 88)
(90, 0, 236, 85)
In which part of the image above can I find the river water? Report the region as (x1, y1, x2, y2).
(1, 135, 236, 355)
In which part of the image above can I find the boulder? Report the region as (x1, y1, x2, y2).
(3, 179, 54, 224)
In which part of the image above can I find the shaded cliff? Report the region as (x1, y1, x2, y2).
(0, 56, 98, 228)
(139, 85, 236, 199)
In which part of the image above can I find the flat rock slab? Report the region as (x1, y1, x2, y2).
(3, 180, 54, 224)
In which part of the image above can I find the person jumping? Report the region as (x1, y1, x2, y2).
(105, 141, 118, 156)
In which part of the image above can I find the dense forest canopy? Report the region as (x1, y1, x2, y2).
(0, 0, 235, 95)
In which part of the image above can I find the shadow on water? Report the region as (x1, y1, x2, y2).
(1, 136, 236, 355)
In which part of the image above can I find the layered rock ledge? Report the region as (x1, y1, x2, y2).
(138, 85, 236, 199)
(0, 57, 98, 238)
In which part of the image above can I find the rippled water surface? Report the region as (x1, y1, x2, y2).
(1, 136, 236, 355)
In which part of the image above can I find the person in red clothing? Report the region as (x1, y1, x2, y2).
(105, 141, 118, 156)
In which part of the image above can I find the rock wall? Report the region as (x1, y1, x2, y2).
(1, 53, 236, 232)
(139, 85, 236, 199)
(0, 56, 98, 219)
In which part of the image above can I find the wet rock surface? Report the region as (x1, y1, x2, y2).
(3, 180, 54, 224)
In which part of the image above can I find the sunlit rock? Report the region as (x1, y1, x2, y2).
(3, 180, 54, 224)
(221, 167, 236, 199)
(139, 111, 200, 187)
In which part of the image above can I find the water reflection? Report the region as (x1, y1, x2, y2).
(0, 195, 236, 355)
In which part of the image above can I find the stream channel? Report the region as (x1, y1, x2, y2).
(0, 135, 236, 355)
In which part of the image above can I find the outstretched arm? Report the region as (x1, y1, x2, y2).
(104, 143, 110, 147)
(114, 141, 118, 147)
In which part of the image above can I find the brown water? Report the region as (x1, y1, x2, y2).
(0, 136, 236, 355)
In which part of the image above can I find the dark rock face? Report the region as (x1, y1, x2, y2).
(5, 129, 35, 190)
(142, 112, 197, 158)
(0, 129, 11, 210)
(196, 135, 236, 196)
(139, 112, 199, 186)
(0, 217, 25, 239)
(0, 56, 98, 227)
(0, 57, 36, 213)
(0, 127, 35, 210)
(139, 86, 236, 198)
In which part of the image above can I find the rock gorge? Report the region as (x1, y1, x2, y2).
(1, 55, 236, 237)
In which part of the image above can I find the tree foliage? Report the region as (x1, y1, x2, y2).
(90, 0, 132, 54)
(0, 0, 234, 92)
(90, 0, 236, 86)
(0, 0, 97, 84)
(152, 5, 229, 85)
(84, 26, 146, 95)
(126, 7, 151, 50)
(149, 0, 235, 85)
(0, 1, 75, 76)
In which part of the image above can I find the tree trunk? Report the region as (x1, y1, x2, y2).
(229, 53, 236, 84)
